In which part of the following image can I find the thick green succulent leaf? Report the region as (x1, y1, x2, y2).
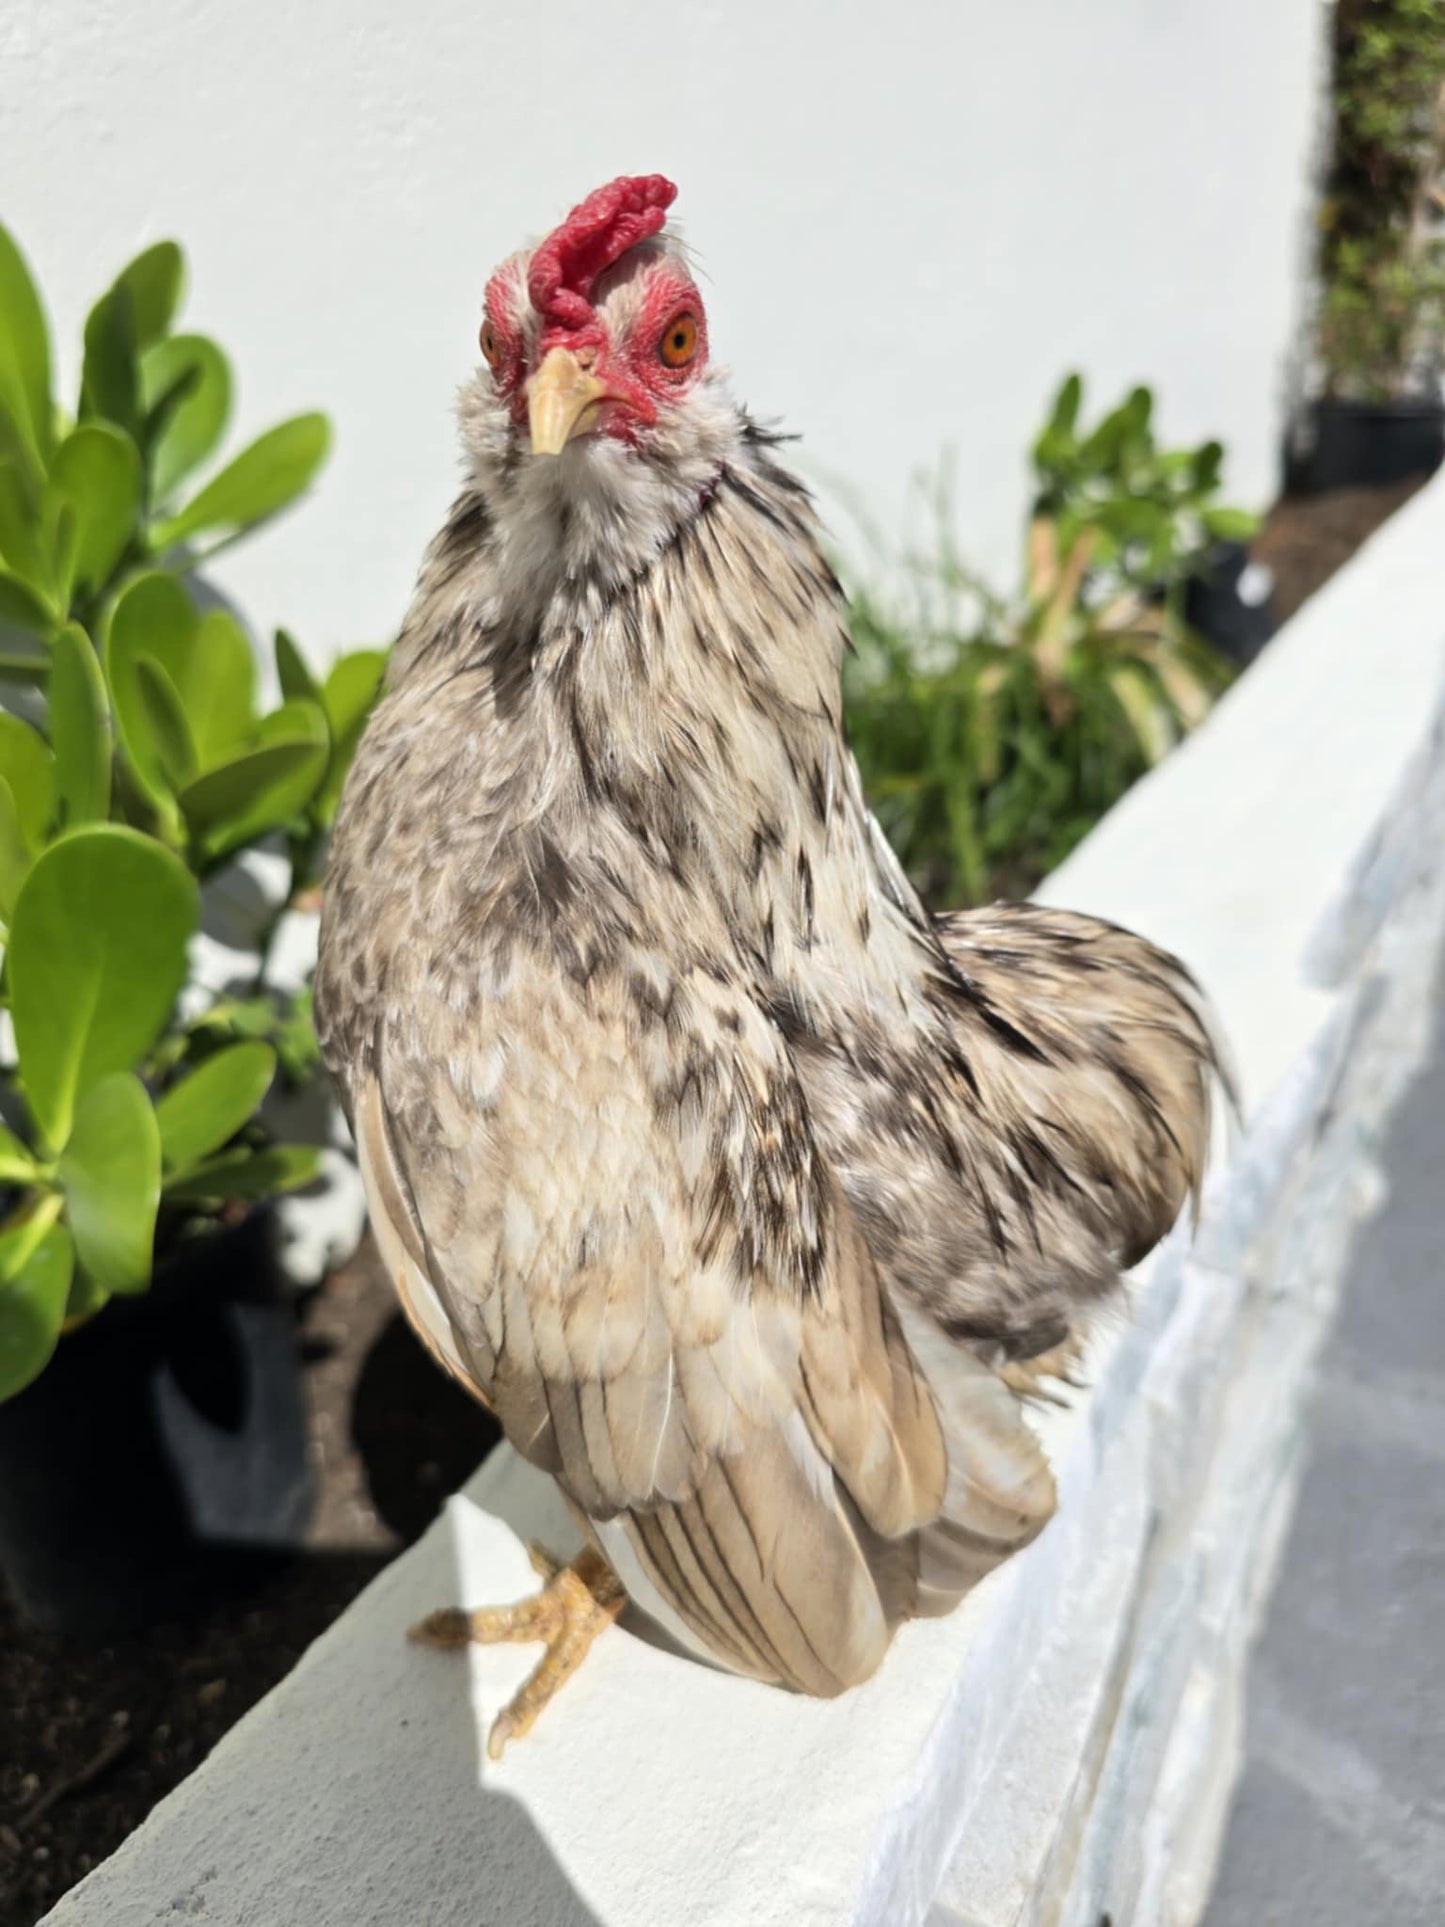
(139, 359, 201, 468)
(274, 628, 321, 704)
(153, 413, 330, 550)
(0, 461, 48, 587)
(323, 647, 387, 738)
(0, 567, 55, 635)
(107, 567, 196, 673)
(0, 1218, 73, 1402)
(0, 221, 54, 481)
(156, 1041, 276, 1171)
(0, 775, 30, 915)
(179, 700, 328, 857)
(135, 655, 197, 788)
(108, 577, 261, 794)
(46, 500, 79, 613)
(9, 825, 198, 1148)
(140, 334, 231, 505)
(50, 623, 112, 827)
(0, 424, 39, 515)
(112, 242, 184, 351)
(106, 571, 197, 806)
(186, 611, 256, 763)
(46, 423, 143, 598)
(63, 1263, 110, 1328)
(163, 1141, 320, 1204)
(259, 697, 330, 757)
(0, 712, 56, 850)
(81, 287, 141, 441)
(59, 1071, 161, 1293)
(0, 1120, 36, 1184)
(49, 623, 111, 827)
(315, 647, 387, 822)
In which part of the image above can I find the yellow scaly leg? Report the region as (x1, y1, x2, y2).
(409, 1544, 625, 1759)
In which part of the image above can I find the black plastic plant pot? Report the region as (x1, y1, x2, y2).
(1184, 541, 1277, 669)
(0, 1210, 314, 1637)
(1286, 396, 1445, 495)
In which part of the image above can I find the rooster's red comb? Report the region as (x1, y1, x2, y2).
(528, 174, 678, 332)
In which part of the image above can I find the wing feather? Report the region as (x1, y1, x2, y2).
(359, 959, 1052, 1692)
(355, 1077, 482, 1398)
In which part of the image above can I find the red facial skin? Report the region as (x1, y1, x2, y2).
(480, 261, 710, 446)
(480, 260, 529, 406)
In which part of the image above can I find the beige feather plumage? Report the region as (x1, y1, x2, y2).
(316, 177, 1224, 1709)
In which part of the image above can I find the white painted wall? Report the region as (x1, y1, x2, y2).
(0, 0, 1321, 664)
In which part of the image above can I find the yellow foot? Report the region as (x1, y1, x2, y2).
(408, 1544, 626, 1759)
(999, 1330, 1088, 1405)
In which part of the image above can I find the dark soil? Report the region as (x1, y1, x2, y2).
(0, 474, 1432, 1927)
(1253, 476, 1428, 626)
(0, 1240, 499, 1927)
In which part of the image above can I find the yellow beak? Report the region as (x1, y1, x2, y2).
(528, 347, 609, 456)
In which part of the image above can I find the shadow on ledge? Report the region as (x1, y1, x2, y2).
(351, 1312, 503, 1543)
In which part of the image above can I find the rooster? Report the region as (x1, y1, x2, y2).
(316, 175, 1223, 1758)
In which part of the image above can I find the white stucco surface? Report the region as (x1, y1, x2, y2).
(38, 474, 1445, 1925)
(0, 0, 1319, 662)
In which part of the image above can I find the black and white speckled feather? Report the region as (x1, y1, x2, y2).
(316, 217, 1225, 1695)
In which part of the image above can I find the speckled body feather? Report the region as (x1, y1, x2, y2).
(317, 199, 1223, 1694)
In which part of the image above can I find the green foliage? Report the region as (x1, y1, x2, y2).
(1315, 0, 1445, 399)
(0, 1212, 73, 1404)
(0, 223, 377, 1401)
(1030, 376, 1256, 596)
(59, 1073, 162, 1294)
(151, 415, 330, 552)
(8, 827, 196, 1148)
(50, 623, 112, 827)
(0, 712, 53, 852)
(154, 1040, 279, 1171)
(844, 376, 1241, 909)
(0, 223, 54, 489)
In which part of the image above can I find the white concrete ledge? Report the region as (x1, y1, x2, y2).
(43, 475, 1445, 1927)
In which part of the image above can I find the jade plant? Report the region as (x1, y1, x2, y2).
(845, 376, 1246, 908)
(0, 222, 387, 1400)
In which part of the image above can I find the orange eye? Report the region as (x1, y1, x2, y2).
(659, 312, 699, 369)
(480, 320, 503, 371)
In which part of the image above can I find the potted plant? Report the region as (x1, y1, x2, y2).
(1289, 0, 1445, 492)
(1030, 374, 1269, 665)
(0, 222, 386, 1632)
(844, 375, 1245, 909)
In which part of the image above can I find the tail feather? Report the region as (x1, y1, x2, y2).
(936, 901, 1229, 1271)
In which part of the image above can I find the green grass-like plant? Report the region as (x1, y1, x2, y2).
(844, 376, 1245, 909)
